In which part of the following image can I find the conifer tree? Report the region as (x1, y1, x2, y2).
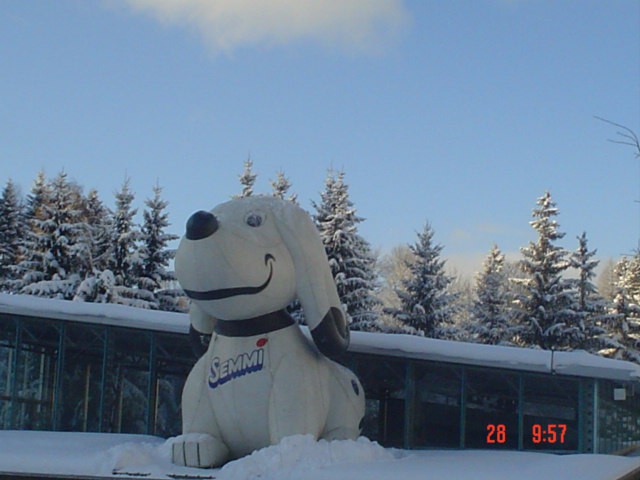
(20, 171, 90, 299)
(515, 191, 576, 349)
(74, 269, 117, 304)
(569, 232, 607, 350)
(110, 177, 140, 288)
(312, 170, 381, 330)
(109, 178, 161, 308)
(0, 179, 25, 291)
(73, 189, 117, 304)
(234, 157, 257, 198)
(270, 170, 298, 204)
(138, 184, 180, 310)
(84, 188, 114, 271)
(16, 171, 49, 290)
(394, 222, 458, 338)
(469, 245, 517, 344)
(599, 255, 640, 362)
(25, 171, 48, 219)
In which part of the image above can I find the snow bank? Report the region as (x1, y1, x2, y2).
(1, 431, 640, 480)
(0, 430, 166, 476)
(0, 431, 394, 479)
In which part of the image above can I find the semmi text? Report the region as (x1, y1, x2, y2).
(208, 348, 265, 389)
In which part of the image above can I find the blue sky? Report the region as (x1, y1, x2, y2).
(1, 1, 639, 276)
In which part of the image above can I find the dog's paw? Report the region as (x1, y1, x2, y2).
(170, 433, 229, 468)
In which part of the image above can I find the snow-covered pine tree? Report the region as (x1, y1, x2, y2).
(0, 179, 25, 291)
(234, 157, 257, 198)
(25, 171, 48, 219)
(137, 184, 180, 311)
(393, 222, 458, 338)
(569, 232, 607, 351)
(469, 244, 517, 345)
(74, 189, 116, 304)
(74, 269, 117, 304)
(15, 171, 49, 291)
(21, 171, 90, 299)
(84, 188, 114, 272)
(598, 255, 640, 362)
(108, 178, 155, 308)
(110, 178, 140, 287)
(515, 191, 576, 350)
(312, 170, 382, 331)
(448, 273, 475, 342)
(270, 170, 298, 204)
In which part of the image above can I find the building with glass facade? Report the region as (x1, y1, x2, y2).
(1, 293, 638, 454)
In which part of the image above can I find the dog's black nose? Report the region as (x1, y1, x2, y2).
(186, 210, 219, 240)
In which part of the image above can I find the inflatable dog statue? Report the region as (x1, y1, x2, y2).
(171, 196, 365, 468)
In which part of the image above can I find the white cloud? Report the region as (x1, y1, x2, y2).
(121, 0, 409, 54)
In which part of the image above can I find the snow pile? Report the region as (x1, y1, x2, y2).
(219, 435, 395, 480)
(97, 433, 394, 479)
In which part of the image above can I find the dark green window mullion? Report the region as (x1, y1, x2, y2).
(146, 332, 157, 435)
(592, 380, 600, 453)
(577, 379, 584, 453)
(51, 322, 65, 430)
(517, 374, 524, 451)
(403, 361, 415, 449)
(459, 367, 466, 449)
(98, 326, 109, 433)
(8, 318, 21, 429)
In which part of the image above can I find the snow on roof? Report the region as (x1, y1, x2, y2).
(349, 331, 640, 383)
(1, 293, 639, 383)
(0, 292, 189, 334)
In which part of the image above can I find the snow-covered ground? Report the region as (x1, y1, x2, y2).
(1, 431, 639, 480)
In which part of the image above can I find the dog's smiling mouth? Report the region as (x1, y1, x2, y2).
(183, 254, 275, 301)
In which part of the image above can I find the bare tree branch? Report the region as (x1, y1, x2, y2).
(595, 115, 640, 158)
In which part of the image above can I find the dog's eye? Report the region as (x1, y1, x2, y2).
(246, 212, 263, 227)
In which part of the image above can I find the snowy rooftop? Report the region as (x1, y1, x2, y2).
(1, 293, 639, 383)
(0, 292, 188, 334)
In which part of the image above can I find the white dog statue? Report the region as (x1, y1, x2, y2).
(171, 196, 365, 468)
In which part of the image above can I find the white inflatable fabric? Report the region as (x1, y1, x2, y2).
(173, 196, 365, 468)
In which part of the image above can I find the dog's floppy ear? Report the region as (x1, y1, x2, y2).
(274, 201, 349, 359)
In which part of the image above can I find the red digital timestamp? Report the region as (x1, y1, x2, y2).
(486, 423, 568, 444)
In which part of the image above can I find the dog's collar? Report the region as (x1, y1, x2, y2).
(214, 310, 295, 337)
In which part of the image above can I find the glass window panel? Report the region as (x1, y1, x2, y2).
(464, 369, 518, 449)
(154, 372, 186, 437)
(413, 364, 462, 448)
(523, 375, 579, 451)
(0, 316, 16, 428)
(597, 381, 640, 454)
(154, 333, 193, 437)
(60, 324, 106, 432)
(102, 329, 151, 434)
(351, 355, 406, 447)
(12, 319, 60, 430)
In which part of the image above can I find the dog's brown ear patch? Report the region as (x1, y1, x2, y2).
(310, 307, 350, 359)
